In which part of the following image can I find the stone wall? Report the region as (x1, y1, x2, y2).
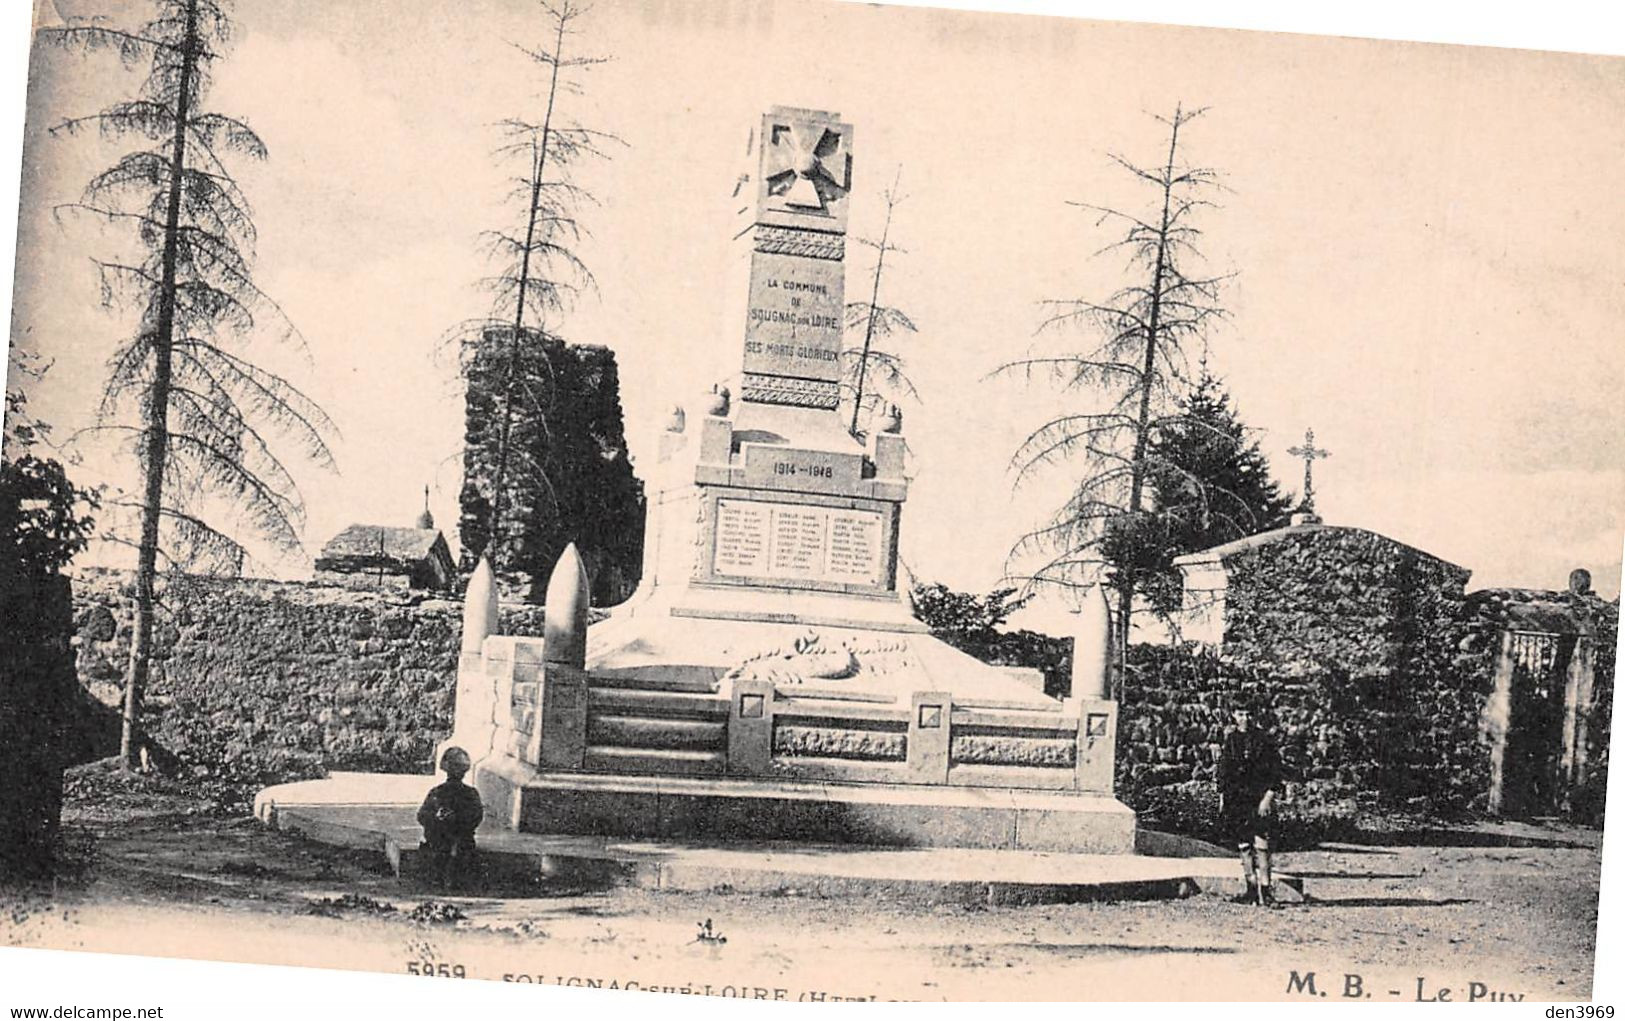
(1588, 605, 1617, 823)
(71, 569, 546, 785)
(1123, 529, 1496, 827)
(1119, 527, 1509, 838)
(1220, 527, 1473, 677)
(1116, 639, 1500, 842)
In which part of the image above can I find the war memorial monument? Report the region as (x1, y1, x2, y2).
(441, 105, 1131, 853)
(257, 106, 1136, 865)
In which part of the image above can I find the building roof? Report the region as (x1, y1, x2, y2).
(317, 524, 446, 566)
(1171, 523, 1468, 574)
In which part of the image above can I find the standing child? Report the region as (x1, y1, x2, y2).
(1217, 701, 1283, 907)
(417, 746, 484, 890)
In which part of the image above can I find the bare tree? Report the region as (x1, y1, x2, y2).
(450, 0, 619, 584)
(43, 0, 335, 768)
(995, 104, 1226, 665)
(842, 167, 918, 436)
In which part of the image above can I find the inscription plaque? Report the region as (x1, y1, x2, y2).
(742, 252, 844, 383)
(742, 444, 862, 495)
(713, 498, 884, 587)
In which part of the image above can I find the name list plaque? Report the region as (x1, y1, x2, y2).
(713, 498, 885, 588)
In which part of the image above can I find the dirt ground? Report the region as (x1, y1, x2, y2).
(0, 774, 1606, 1003)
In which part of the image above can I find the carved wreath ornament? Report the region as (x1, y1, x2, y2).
(723, 631, 909, 686)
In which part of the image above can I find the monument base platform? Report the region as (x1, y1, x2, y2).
(253, 773, 1303, 905)
(474, 755, 1135, 854)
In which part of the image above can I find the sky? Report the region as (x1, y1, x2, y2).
(6, 0, 1625, 615)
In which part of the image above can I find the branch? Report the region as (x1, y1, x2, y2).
(37, 24, 181, 61)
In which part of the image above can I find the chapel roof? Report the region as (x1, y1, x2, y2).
(317, 524, 446, 564)
(1171, 522, 1468, 575)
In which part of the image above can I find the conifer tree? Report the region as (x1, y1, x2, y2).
(43, 0, 334, 767)
(997, 104, 1223, 659)
(842, 168, 918, 436)
(451, 0, 620, 591)
(1106, 365, 1293, 615)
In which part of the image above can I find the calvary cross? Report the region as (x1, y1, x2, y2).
(1288, 428, 1331, 513)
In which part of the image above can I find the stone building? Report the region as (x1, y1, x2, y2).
(1152, 522, 1615, 821)
(314, 523, 456, 592)
(1172, 522, 1472, 672)
(1123, 523, 1482, 820)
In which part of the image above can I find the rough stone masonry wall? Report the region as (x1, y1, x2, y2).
(1119, 530, 1499, 839)
(1226, 528, 1494, 810)
(70, 569, 546, 785)
(1118, 646, 1357, 842)
(1220, 528, 1473, 678)
(1117, 643, 1499, 835)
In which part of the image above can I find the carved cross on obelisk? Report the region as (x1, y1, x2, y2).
(1287, 428, 1331, 522)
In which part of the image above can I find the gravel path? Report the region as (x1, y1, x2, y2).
(0, 784, 1603, 1002)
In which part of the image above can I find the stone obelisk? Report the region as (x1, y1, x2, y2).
(447, 105, 1131, 856)
(737, 108, 853, 412)
(629, 106, 911, 627)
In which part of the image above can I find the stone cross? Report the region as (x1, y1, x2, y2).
(1287, 428, 1331, 515)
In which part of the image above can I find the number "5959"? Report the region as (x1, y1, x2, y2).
(406, 962, 466, 978)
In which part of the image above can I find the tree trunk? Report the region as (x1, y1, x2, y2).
(850, 199, 893, 435)
(488, 11, 567, 570)
(121, 0, 198, 770)
(1112, 106, 1183, 681)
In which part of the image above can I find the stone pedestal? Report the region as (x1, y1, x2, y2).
(727, 679, 776, 775)
(438, 557, 502, 766)
(526, 663, 590, 770)
(1071, 697, 1118, 794)
(440, 648, 497, 761)
(907, 691, 952, 784)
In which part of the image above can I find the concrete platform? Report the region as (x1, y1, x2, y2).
(254, 773, 1302, 905)
(475, 756, 1138, 854)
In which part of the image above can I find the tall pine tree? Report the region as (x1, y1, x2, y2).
(42, 0, 334, 767)
(998, 104, 1224, 662)
(450, 0, 620, 590)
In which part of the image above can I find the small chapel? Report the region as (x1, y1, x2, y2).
(1171, 427, 1471, 670)
(1162, 428, 1615, 820)
(313, 489, 456, 592)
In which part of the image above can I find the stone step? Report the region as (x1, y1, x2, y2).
(583, 745, 728, 776)
(587, 713, 727, 751)
(587, 671, 720, 694)
(588, 687, 730, 719)
(257, 774, 1298, 905)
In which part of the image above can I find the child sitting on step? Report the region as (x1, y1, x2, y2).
(417, 746, 484, 890)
